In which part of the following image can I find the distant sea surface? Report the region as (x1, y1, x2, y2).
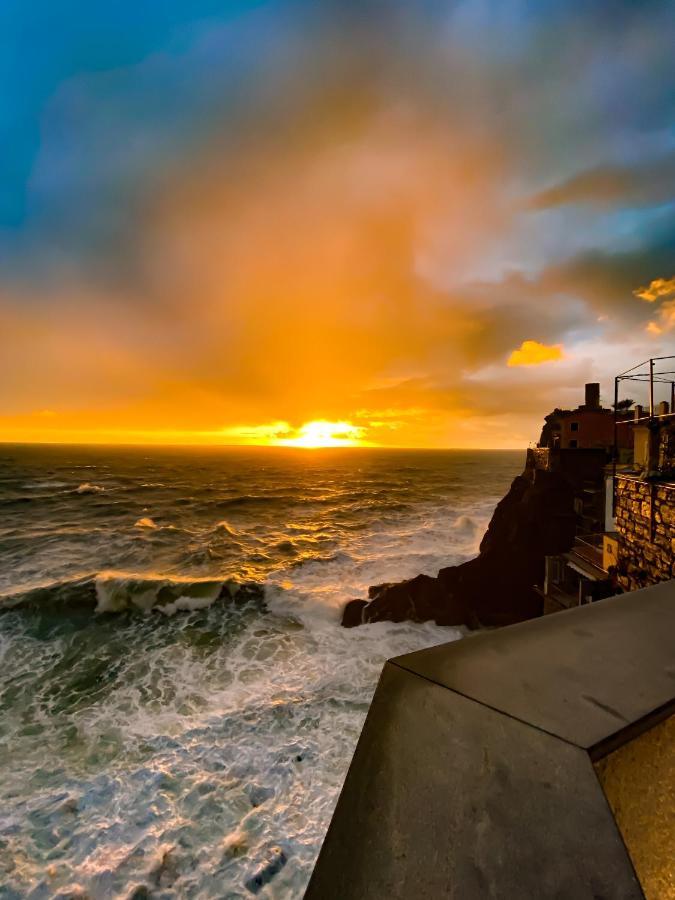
(0, 444, 521, 898)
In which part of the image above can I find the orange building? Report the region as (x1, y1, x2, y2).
(538, 383, 633, 451)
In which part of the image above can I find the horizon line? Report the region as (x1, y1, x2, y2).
(0, 439, 525, 452)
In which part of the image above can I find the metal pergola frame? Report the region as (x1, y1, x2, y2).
(614, 356, 675, 419)
(612, 356, 675, 516)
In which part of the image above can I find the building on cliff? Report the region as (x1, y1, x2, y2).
(538, 381, 634, 452)
(342, 358, 674, 631)
(537, 357, 675, 611)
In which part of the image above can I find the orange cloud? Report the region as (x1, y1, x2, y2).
(646, 299, 675, 336)
(633, 276, 675, 302)
(507, 340, 564, 367)
(0, 108, 578, 449)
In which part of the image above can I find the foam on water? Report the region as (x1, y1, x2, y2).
(76, 483, 106, 494)
(0, 445, 522, 898)
(94, 572, 240, 615)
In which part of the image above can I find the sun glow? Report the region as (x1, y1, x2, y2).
(275, 420, 365, 449)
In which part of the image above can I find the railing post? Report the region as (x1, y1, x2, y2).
(649, 358, 655, 417)
(612, 376, 618, 515)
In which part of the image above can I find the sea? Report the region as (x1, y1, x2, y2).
(0, 444, 522, 899)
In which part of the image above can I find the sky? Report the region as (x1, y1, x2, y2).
(1, 0, 674, 448)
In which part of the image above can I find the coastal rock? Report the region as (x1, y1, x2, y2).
(342, 599, 368, 628)
(245, 846, 288, 895)
(342, 468, 577, 628)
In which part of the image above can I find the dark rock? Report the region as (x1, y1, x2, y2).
(367, 582, 394, 600)
(362, 574, 464, 625)
(244, 846, 288, 895)
(127, 887, 150, 900)
(341, 599, 367, 628)
(341, 468, 577, 629)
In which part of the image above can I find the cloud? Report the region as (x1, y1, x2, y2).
(529, 155, 675, 209)
(634, 275, 675, 302)
(507, 341, 565, 367)
(3, 1, 675, 447)
(647, 300, 675, 336)
(534, 218, 675, 327)
(645, 299, 675, 335)
(631, 274, 675, 334)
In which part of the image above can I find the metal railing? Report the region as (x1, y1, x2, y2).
(612, 356, 675, 513)
(573, 533, 604, 570)
(613, 356, 675, 429)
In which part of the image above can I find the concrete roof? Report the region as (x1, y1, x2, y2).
(306, 580, 675, 899)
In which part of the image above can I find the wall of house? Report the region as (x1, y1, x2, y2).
(558, 410, 614, 449)
(526, 447, 608, 491)
(614, 475, 675, 591)
(541, 410, 633, 451)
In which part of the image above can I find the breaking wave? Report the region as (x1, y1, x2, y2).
(0, 572, 264, 616)
(0, 445, 522, 897)
(75, 482, 106, 494)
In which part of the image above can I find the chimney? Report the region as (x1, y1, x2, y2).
(657, 400, 670, 416)
(634, 405, 644, 421)
(584, 382, 600, 410)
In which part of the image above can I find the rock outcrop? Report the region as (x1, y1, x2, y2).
(342, 467, 577, 628)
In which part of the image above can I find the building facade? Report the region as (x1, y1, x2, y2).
(534, 376, 674, 613)
(538, 382, 633, 452)
(613, 477, 675, 591)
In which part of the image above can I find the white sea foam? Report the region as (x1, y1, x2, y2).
(94, 572, 235, 614)
(0, 447, 522, 897)
(76, 482, 106, 494)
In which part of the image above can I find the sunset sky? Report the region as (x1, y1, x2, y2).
(1, 1, 674, 448)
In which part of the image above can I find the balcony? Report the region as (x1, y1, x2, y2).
(572, 533, 605, 571)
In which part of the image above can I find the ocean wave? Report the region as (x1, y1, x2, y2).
(288, 549, 355, 570)
(0, 572, 265, 616)
(214, 520, 240, 537)
(274, 540, 298, 556)
(75, 483, 106, 494)
(135, 516, 158, 528)
(452, 513, 480, 535)
(0, 574, 97, 610)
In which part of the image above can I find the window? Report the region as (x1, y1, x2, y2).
(569, 439, 578, 448)
(570, 421, 579, 432)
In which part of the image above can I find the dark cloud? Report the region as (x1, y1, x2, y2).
(529, 154, 675, 209)
(535, 217, 675, 322)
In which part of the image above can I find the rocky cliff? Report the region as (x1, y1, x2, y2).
(342, 467, 577, 628)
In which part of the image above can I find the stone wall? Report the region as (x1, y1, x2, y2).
(614, 475, 675, 591)
(657, 418, 675, 476)
(526, 447, 608, 490)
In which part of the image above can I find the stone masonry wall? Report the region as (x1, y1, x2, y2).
(614, 476, 675, 591)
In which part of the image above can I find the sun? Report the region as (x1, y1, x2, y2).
(276, 420, 365, 449)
